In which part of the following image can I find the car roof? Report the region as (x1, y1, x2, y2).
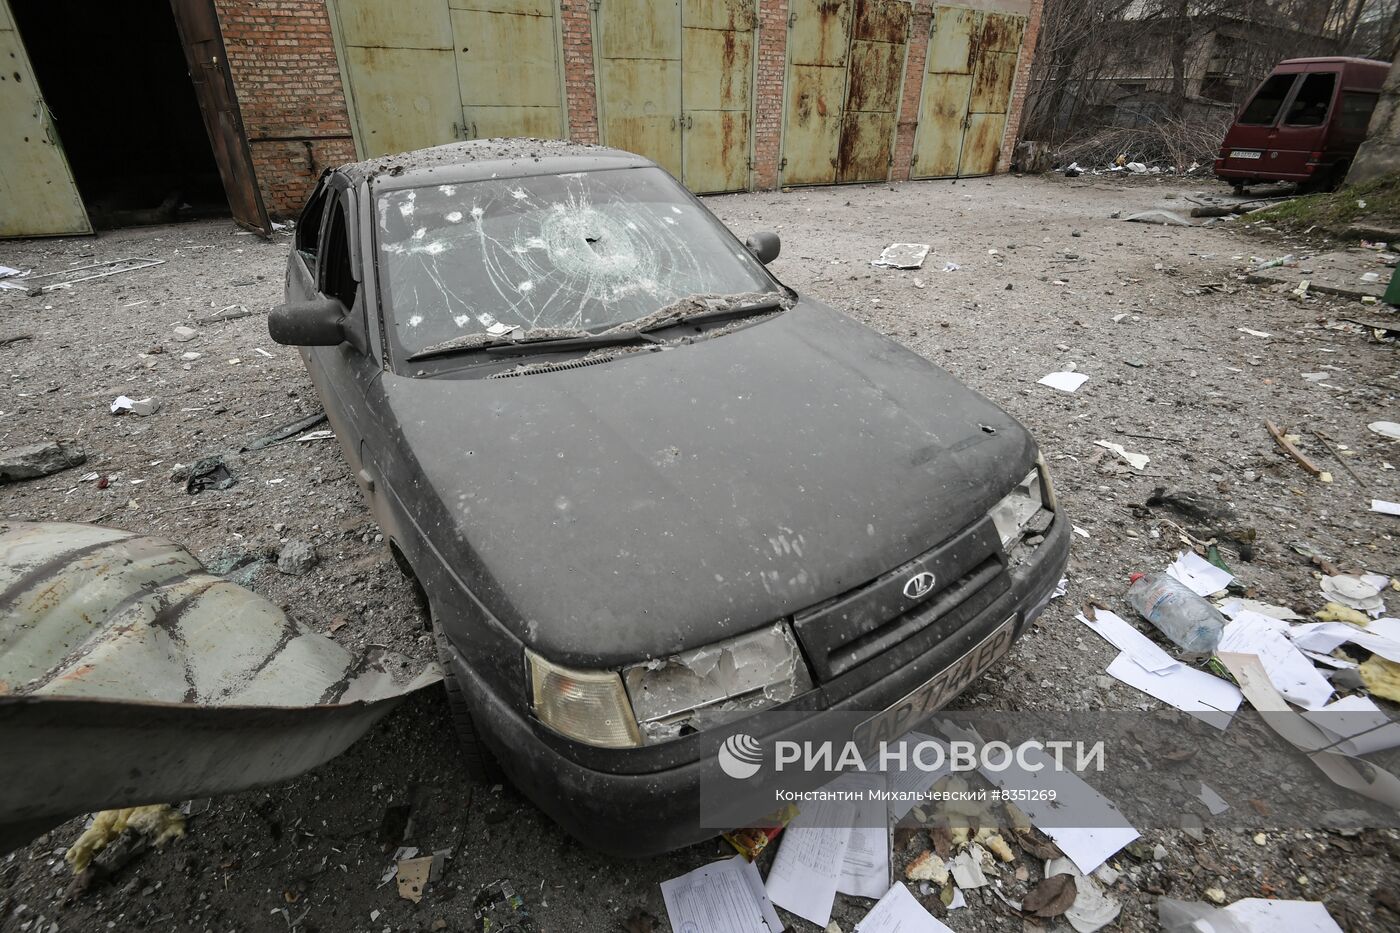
(336, 138, 656, 190)
(1276, 56, 1390, 69)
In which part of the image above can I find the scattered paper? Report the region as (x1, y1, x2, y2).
(947, 886, 966, 910)
(1372, 499, 1400, 516)
(1038, 371, 1089, 393)
(395, 856, 433, 903)
(1218, 598, 1301, 621)
(953, 731, 1139, 874)
(853, 882, 953, 933)
(1197, 782, 1229, 815)
(1166, 551, 1233, 597)
(1320, 574, 1385, 616)
(1077, 610, 1179, 673)
(1093, 440, 1149, 470)
(1045, 857, 1122, 933)
(885, 733, 954, 820)
(1288, 621, 1400, 663)
(837, 774, 890, 899)
(1222, 898, 1342, 932)
(948, 849, 988, 889)
(1238, 327, 1272, 338)
(1106, 652, 1241, 728)
(1303, 695, 1400, 756)
(871, 243, 931, 269)
(662, 855, 783, 933)
(1218, 615, 1334, 710)
(766, 797, 855, 927)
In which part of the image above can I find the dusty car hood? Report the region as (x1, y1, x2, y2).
(381, 300, 1038, 666)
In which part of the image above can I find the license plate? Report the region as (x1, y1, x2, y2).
(853, 614, 1018, 750)
(1230, 150, 1262, 160)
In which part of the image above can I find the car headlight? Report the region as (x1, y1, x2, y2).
(528, 651, 642, 748)
(989, 456, 1054, 549)
(623, 622, 813, 744)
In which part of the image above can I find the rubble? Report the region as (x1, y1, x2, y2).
(276, 539, 318, 575)
(0, 441, 85, 483)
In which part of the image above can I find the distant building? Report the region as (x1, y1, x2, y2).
(0, 0, 1047, 239)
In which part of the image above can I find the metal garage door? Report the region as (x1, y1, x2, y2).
(332, 0, 564, 159)
(594, 0, 756, 193)
(781, 0, 910, 187)
(910, 5, 1025, 179)
(0, 0, 90, 237)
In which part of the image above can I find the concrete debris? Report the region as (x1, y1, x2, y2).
(110, 395, 159, 416)
(0, 441, 86, 483)
(171, 326, 198, 343)
(276, 539, 318, 575)
(871, 243, 930, 269)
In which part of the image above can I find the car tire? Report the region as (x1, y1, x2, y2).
(433, 626, 505, 785)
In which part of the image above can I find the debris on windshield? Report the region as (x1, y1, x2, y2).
(0, 441, 86, 484)
(871, 243, 930, 269)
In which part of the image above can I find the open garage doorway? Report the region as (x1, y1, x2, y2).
(7, 0, 267, 233)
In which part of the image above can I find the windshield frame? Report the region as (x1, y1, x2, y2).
(370, 165, 788, 374)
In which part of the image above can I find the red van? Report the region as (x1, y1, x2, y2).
(1214, 57, 1389, 193)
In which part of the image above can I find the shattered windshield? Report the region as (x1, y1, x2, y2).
(375, 167, 779, 356)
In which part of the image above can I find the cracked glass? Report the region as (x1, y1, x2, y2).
(375, 167, 778, 356)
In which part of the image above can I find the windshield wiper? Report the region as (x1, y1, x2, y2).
(481, 331, 660, 357)
(636, 295, 786, 334)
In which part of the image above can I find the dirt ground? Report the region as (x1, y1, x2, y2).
(2, 172, 1399, 932)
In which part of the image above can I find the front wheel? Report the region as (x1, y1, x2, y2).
(433, 626, 504, 784)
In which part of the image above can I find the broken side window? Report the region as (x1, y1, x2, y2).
(297, 180, 330, 262)
(373, 167, 778, 356)
(1283, 72, 1336, 127)
(320, 201, 358, 310)
(1238, 73, 1297, 126)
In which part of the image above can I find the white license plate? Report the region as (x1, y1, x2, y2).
(853, 614, 1017, 750)
(1230, 150, 1262, 160)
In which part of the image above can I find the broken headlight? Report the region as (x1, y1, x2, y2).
(989, 456, 1054, 549)
(622, 622, 814, 744)
(527, 651, 642, 748)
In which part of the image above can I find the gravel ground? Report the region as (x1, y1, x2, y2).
(2, 172, 1399, 932)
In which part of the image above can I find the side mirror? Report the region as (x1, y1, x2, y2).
(745, 231, 781, 265)
(268, 297, 347, 347)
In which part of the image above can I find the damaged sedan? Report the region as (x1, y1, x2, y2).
(270, 139, 1069, 855)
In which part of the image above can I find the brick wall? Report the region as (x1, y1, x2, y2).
(996, 0, 1044, 172)
(890, 0, 933, 183)
(753, 0, 789, 189)
(214, 0, 356, 217)
(560, 2, 600, 143)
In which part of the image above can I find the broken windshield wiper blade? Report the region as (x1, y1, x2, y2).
(638, 296, 786, 334)
(481, 331, 660, 357)
(407, 329, 592, 361)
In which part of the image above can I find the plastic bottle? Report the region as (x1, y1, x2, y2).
(1126, 572, 1225, 655)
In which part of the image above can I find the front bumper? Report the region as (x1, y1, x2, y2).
(446, 514, 1071, 857)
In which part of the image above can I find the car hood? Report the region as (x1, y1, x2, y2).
(381, 300, 1038, 666)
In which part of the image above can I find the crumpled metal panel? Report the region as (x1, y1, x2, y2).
(0, 522, 440, 852)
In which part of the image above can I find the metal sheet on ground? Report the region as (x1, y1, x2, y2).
(0, 522, 440, 853)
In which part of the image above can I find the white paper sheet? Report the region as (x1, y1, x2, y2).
(837, 774, 891, 900)
(853, 882, 953, 933)
(1093, 440, 1149, 470)
(1218, 616, 1334, 710)
(1303, 695, 1400, 756)
(661, 855, 784, 933)
(1218, 598, 1301, 621)
(967, 737, 1140, 874)
(1197, 782, 1229, 815)
(1288, 621, 1400, 663)
(1371, 499, 1400, 516)
(1038, 371, 1089, 393)
(1076, 610, 1180, 673)
(1221, 897, 1343, 932)
(1166, 551, 1234, 596)
(1106, 652, 1241, 728)
(884, 733, 954, 820)
(765, 797, 855, 927)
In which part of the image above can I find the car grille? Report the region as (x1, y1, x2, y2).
(791, 516, 1008, 681)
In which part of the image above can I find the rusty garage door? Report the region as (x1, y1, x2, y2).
(782, 0, 910, 187)
(330, 0, 564, 159)
(911, 5, 1025, 179)
(0, 0, 91, 237)
(595, 0, 756, 193)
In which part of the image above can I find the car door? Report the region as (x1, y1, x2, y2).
(303, 180, 383, 500)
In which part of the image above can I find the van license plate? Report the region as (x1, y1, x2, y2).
(853, 614, 1017, 750)
(1230, 150, 1262, 159)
